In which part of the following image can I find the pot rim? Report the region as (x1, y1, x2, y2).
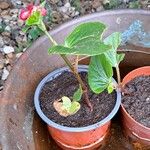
(121, 66, 150, 130)
(2, 9, 150, 96)
(34, 65, 121, 132)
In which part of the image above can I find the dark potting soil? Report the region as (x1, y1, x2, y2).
(122, 75, 150, 128)
(40, 71, 116, 127)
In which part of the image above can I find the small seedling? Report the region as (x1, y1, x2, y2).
(53, 85, 82, 116)
(53, 96, 81, 117)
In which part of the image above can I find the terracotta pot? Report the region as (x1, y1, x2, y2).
(121, 66, 150, 146)
(34, 65, 121, 150)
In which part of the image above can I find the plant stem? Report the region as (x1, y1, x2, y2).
(116, 65, 121, 90)
(116, 64, 131, 95)
(77, 56, 89, 63)
(44, 28, 93, 111)
(45, 31, 74, 70)
(45, 30, 57, 46)
(74, 55, 79, 72)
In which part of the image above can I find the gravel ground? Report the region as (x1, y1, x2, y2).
(0, 0, 150, 91)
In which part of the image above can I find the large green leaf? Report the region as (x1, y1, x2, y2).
(88, 54, 113, 94)
(48, 39, 111, 56)
(65, 22, 106, 47)
(104, 32, 123, 67)
(49, 22, 111, 56)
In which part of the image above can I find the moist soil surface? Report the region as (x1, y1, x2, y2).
(122, 75, 150, 128)
(40, 71, 116, 127)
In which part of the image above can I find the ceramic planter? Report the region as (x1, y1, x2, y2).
(1, 10, 150, 149)
(121, 66, 150, 146)
(34, 65, 121, 150)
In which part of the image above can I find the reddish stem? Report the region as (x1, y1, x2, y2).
(83, 88, 93, 111)
(117, 84, 133, 96)
(74, 71, 93, 111)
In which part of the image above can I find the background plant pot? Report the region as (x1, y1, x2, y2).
(121, 66, 150, 146)
(34, 65, 121, 150)
(1, 10, 150, 150)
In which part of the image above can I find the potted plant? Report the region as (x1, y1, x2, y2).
(20, 2, 122, 150)
(96, 30, 150, 146)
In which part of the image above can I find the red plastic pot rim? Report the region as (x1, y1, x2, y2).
(121, 66, 150, 130)
(34, 65, 121, 132)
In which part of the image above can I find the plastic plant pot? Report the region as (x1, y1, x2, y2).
(34, 65, 121, 150)
(121, 66, 150, 146)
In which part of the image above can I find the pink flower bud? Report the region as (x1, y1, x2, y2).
(27, 4, 34, 11)
(20, 9, 31, 20)
(19, 4, 33, 20)
(19, 3, 47, 21)
(41, 8, 47, 16)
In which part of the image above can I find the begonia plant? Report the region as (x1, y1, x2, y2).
(20, 2, 124, 117)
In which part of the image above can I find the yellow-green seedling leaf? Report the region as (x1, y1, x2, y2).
(104, 32, 124, 67)
(26, 11, 42, 26)
(107, 82, 114, 94)
(53, 99, 69, 117)
(62, 96, 72, 112)
(73, 85, 83, 102)
(53, 96, 80, 117)
(69, 101, 81, 115)
(88, 54, 113, 94)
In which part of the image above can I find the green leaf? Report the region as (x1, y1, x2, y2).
(107, 83, 114, 94)
(27, 26, 43, 41)
(116, 53, 125, 64)
(48, 40, 111, 56)
(103, 0, 121, 9)
(129, 1, 140, 9)
(73, 85, 83, 102)
(40, 1, 46, 7)
(62, 96, 72, 111)
(65, 22, 106, 47)
(26, 11, 42, 26)
(69, 101, 80, 114)
(49, 22, 111, 56)
(71, 0, 81, 12)
(22, 25, 30, 33)
(88, 54, 113, 94)
(53, 96, 80, 116)
(104, 32, 121, 67)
